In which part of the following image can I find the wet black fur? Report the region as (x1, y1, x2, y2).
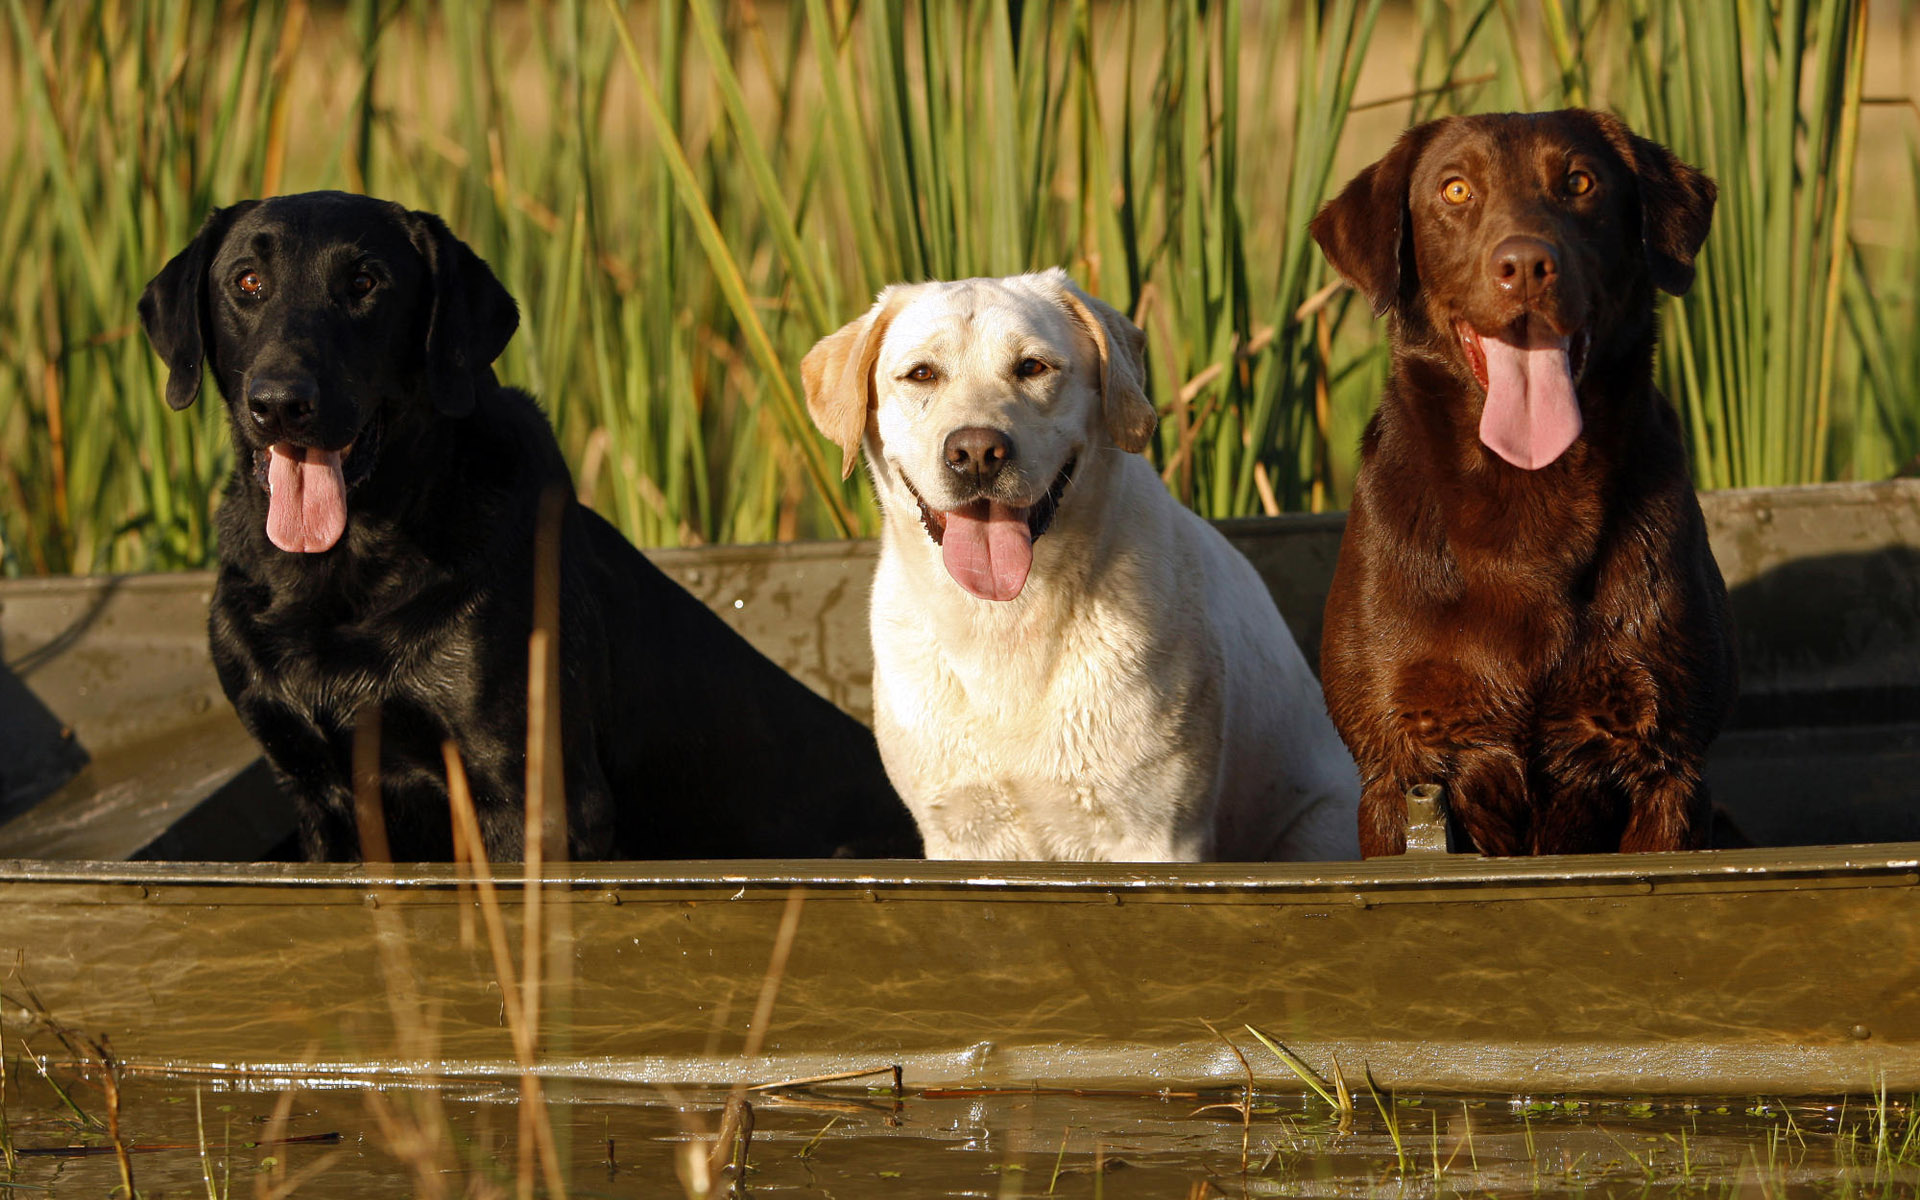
(140, 191, 920, 862)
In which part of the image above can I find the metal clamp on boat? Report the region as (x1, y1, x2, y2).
(1403, 784, 1456, 855)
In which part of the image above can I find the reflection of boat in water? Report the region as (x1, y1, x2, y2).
(1, 481, 1916, 1095)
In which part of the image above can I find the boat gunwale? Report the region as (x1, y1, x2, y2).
(2, 840, 1916, 897)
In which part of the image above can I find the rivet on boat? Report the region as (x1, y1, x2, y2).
(363, 893, 379, 909)
(863, 888, 880, 903)
(1351, 894, 1370, 909)
(1849, 1025, 1872, 1040)
(602, 890, 621, 906)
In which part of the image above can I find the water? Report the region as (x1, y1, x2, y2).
(4, 1064, 1916, 1198)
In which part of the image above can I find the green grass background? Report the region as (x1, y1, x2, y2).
(2, 0, 1916, 576)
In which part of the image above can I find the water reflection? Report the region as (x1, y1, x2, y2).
(2, 1066, 1916, 1198)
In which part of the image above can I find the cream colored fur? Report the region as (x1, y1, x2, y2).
(803, 268, 1359, 861)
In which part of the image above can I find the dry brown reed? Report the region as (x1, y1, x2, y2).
(1193, 1019, 1255, 1173)
(1, 1017, 14, 1175)
(352, 706, 393, 865)
(251, 1079, 347, 1200)
(356, 718, 473, 1199)
(439, 743, 569, 1199)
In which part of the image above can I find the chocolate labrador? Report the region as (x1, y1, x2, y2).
(1310, 110, 1736, 856)
(140, 191, 919, 861)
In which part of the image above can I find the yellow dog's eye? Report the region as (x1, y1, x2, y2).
(905, 364, 937, 383)
(1566, 169, 1596, 196)
(1441, 178, 1473, 205)
(1014, 357, 1050, 379)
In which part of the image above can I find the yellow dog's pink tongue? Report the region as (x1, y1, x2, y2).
(265, 443, 348, 553)
(1477, 326, 1582, 470)
(940, 500, 1033, 601)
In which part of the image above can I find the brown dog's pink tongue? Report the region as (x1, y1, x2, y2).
(1477, 326, 1582, 470)
(265, 443, 348, 553)
(940, 500, 1034, 601)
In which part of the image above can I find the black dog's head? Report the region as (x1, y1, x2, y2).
(1310, 109, 1715, 470)
(139, 191, 518, 553)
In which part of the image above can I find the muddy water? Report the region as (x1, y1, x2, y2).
(3, 1065, 1914, 1198)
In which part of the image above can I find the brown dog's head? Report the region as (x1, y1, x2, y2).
(1310, 109, 1715, 469)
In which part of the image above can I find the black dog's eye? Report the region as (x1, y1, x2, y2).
(1014, 357, 1051, 379)
(1566, 169, 1596, 197)
(1441, 178, 1473, 206)
(350, 270, 377, 297)
(236, 270, 264, 296)
(905, 364, 938, 383)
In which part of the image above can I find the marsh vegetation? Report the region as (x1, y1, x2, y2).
(2, 0, 1916, 576)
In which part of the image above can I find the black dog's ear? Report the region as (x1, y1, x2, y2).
(402, 209, 519, 417)
(1309, 120, 1449, 317)
(1591, 114, 1717, 296)
(139, 202, 258, 412)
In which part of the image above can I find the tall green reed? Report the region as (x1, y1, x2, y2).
(2, 0, 305, 574)
(1844, 88, 1920, 481)
(1626, 0, 1876, 489)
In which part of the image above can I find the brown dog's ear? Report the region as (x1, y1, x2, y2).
(1591, 114, 1717, 296)
(1309, 121, 1448, 317)
(1051, 270, 1155, 454)
(801, 287, 908, 479)
(138, 201, 259, 412)
(401, 209, 520, 417)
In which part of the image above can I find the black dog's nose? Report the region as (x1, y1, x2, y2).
(1490, 236, 1559, 291)
(943, 426, 1014, 486)
(245, 375, 320, 434)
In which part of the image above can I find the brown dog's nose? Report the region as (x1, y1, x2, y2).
(943, 426, 1014, 487)
(1490, 236, 1559, 292)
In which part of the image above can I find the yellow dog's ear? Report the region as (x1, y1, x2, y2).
(1052, 271, 1155, 454)
(801, 287, 908, 479)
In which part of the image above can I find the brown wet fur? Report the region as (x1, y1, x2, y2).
(1310, 109, 1735, 857)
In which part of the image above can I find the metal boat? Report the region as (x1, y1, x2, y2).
(2, 481, 1916, 1095)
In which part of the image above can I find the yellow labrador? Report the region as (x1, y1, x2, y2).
(803, 269, 1358, 861)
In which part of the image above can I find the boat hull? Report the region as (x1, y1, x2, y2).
(2, 847, 1916, 1095)
(2, 480, 1918, 1094)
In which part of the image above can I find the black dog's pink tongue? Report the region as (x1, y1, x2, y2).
(1477, 321, 1582, 470)
(940, 500, 1034, 601)
(265, 443, 348, 553)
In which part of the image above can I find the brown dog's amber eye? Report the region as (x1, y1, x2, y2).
(350, 270, 376, 296)
(1566, 169, 1595, 196)
(1441, 178, 1473, 206)
(906, 364, 937, 383)
(1014, 357, 1050, 379)
(237, 270, 263, 295)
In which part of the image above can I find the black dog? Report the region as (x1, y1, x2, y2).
(140, 191, 920, 861)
